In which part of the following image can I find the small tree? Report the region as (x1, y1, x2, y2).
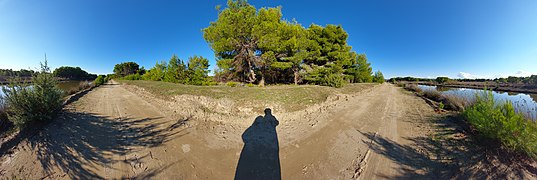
(373, 70, 385, 83)
(2, 60, 63, 128)
(113, 62, 140, 77)
(436, 77, 449, 84)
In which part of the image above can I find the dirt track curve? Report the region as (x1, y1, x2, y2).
(0, 82, 443, 179)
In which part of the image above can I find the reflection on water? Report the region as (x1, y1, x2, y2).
(0, 81, 83, 98)
(419, 85, 537, 120)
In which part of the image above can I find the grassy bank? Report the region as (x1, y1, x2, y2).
(119, 80, 376, 112)
(403, 83, 473, 111)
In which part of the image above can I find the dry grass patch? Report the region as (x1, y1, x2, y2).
(119, 80, 376, 112)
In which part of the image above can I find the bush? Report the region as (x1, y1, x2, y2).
(321, 74, 345, 88)
(122, 73, 143, 80)
(1, 62, 63, 128)
(226, 81, 238, 87)
(94, 75, 105, 86)
(464, 91, 537, 158)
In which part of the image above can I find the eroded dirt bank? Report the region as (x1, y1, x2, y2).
(1, 82, 533, 179)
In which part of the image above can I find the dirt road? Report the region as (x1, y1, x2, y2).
(0, 82, 444, 179)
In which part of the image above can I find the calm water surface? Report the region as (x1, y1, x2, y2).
(418, 85, 537, 120)
(0, 81, 84, 98)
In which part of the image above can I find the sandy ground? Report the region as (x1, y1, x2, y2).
(0, 81, 506, 179)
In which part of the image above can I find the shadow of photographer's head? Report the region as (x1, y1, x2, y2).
(264, 108, 272, 116)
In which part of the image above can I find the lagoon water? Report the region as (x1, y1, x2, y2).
(418, 85, 537, 120)
(0, 81, 84, 98)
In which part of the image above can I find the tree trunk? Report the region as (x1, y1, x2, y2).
(259, 76, 265, 87)
(293, 69, 299, 85)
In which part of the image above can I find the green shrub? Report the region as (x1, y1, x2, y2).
(227, 81, 238, 87)
(321, 74, 345, 88)
(246, 83, 254, 87)
(464, 91, 537, 158)
(94, 75, 105, 86)
(1, 62, 63, 128)
(122, 73, 143, 80)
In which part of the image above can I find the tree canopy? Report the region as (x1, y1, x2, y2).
(203, 0, 380, 87)
(113, 62, 140, 77)
(53, 66, 97, 80)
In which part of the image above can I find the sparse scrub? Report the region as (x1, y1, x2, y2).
(226, 81, 239, 87)
(64, 81, 93, 96)
(422, 89, 443, 102)
(404, 84, 422, 93)
(1, 61, 63, 128)
(443, 94, 475, 111)
(464, 91, 537, 158)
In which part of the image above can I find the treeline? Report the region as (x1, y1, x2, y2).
(0, 69, 36, 77)
(53, 66, 97, 81)
(114, 55, 214, 86)
(390, 75, 537, 85)
(201, 0, 383, 87)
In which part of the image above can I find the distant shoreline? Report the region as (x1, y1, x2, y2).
(413, 81, 537, 94)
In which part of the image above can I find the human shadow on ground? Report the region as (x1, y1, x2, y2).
(360, 115, 537, 179)
(5, 110, 188, 179)
(235, 108, 281, 180)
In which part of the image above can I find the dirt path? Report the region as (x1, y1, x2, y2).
(0, 82, 443, 179)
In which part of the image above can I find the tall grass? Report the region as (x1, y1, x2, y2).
(403, 83, 473, 111)
(464, 91, 537, 158)
(64, 81, 94, 95)
(404, 83, 422, 93)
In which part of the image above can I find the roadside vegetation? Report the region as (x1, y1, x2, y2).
(403, 83, 472, 111)
(1, 61, 63, 128)
(401, 81, 537, 159)
(464, 91, 537, 158)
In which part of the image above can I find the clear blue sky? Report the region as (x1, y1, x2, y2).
(1, 0, 536, 79)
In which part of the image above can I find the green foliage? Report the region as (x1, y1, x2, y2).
(113, 62, 140, 77)
(373, 70, 385, 83)
(0, 69, 36, 77)
(227, 81, 239, 87)
(203, 0, 379, 85)
(439, 102, 445, 109)
(320, 74, 345, 88)
(104, 74, 116, 82)
(93, 75, 105, 86)
(435, 77, 449, 84)
(185, 56, 210, 85)
(53, 66, 97, 80)
(246, 83, 255, 87)
(1, 61, 63, 128)
(122, 74, 143, 80)
(464, 91, 537, 158)
(140, 55, 213, 86)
